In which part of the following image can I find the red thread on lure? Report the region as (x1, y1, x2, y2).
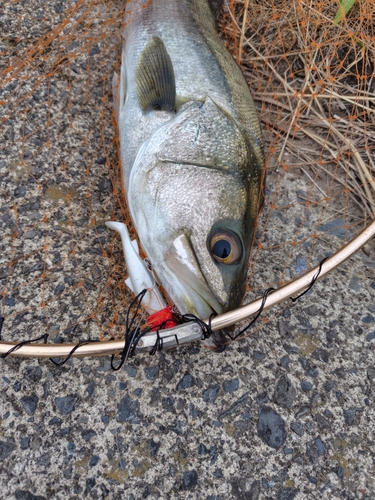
(147, 306, 178, 330)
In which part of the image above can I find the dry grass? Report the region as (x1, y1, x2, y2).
(221, 0, 375, 218)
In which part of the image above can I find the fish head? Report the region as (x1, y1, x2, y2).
(160, 167, 254, 319)
(128, 99, 262, 321)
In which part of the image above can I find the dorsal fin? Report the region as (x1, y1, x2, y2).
(136, 37, 176, 112)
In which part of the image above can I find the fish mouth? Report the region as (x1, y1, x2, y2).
(164, 234, 224, 320)
(176, 272, 223, 320)
(162, 234, 230, 351)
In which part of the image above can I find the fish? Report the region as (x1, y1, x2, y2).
(112, 0, 265, 345)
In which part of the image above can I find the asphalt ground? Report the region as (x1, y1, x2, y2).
(1, 1, 375, 499)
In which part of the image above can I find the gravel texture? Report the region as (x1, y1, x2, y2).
(1, 259, 375, 499)
(1, 0, 375, 499)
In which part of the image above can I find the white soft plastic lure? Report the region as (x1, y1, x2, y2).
(105, 221, 166, 314)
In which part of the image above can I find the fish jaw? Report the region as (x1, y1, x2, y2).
(164, 234, 243, 350)
(164, 234, 223, 319)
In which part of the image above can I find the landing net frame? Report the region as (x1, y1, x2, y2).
(1, 219, 374, 359)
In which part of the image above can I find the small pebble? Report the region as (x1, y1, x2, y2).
(307, 475, 318, 485)
(295, 406, 310, 419)
(49, 416, 62, 425)
(279, 355, 290, 368)
(307, 368, 319, 378)
(306, 436, 325, 464)
(203, 385, 220, 404)
(337, 467, 345, 479)
(144, 366, 159, 381)
(118, 395, 140, 423)
(20, 394, 39, 416)
(323, 380, 334, 392)
(273, 376, 296, 408)
(258, 406, 287, 449)
(344, 408, 356, 426)
(20, 437, 30, 450)
(55, 395, 78, 415)
(367, 367, 375, 380)
(312, 348, 329, 363)
(362, 315, 374, 324)
(0, 442, 15, 461)
(223, 378, 239, 393)
(183, 471, 198, 491)
(125, 365, 137, 377)
(4, 296, 15, 306)
(278, 488, 299, 500)
(86, 382, 95, 397)
(13, 382, 21, 393)
(257, 392, 269, 404)
(253, 350, 266, 360)
(147, 438, 160, 458)
(14, 186, 26, 198)
(176, 373, 194, 390)
(81, 429, 96, 442)
(301, 381, 312, 392)
(290, 421, 304, 436)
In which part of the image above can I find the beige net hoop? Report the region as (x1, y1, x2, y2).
(0, 0, 374, 354)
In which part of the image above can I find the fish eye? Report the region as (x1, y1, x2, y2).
(209, 229, 242, 265)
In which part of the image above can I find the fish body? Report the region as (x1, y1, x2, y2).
(114, 0, 264, 331)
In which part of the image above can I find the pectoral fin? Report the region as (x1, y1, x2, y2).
(136, 37, 176, 112)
